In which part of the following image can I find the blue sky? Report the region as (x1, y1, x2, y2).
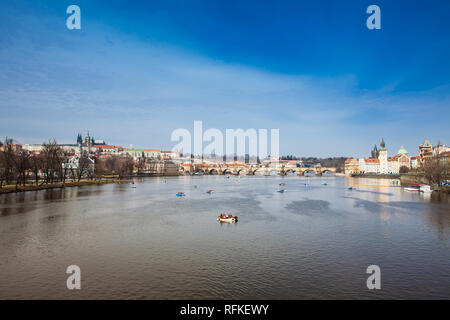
(0, 0, 449, 157)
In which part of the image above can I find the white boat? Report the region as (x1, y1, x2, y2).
(217, 215, 238, 223)
(420, 185, 432, 193)
(405, 187, 420, 192)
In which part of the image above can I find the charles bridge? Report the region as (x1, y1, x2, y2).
(180, 163, 336, 176)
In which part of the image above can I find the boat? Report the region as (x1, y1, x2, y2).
(217, 214, 238, 222)
(404, 187, 420, 192)
(420, 185, 432, 193)
(348, 187, 355, 190)
(277, 189, 286, 193)
(322, 183, 328, 186)
(279, 183, 286, 186)
(176, 192, 186, 196)
(206, 189, 214, 194)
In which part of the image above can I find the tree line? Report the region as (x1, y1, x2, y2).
(0, 138, 135, 188)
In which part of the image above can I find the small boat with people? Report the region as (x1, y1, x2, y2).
(206, 189, 214, 194)
(217, 213, 238, 223)
(176, 192, 186, 196)
(322, 183, 328, 186)
(347, 187, 355, 190)
(277, 189, 286, 193)
(279, 183, 286, 186)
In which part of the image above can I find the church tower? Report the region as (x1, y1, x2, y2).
(76, 133, 83, 146)
(378, 138, 388, 174)
(85, 131, 91, 147)
(371, 144, 379, 158)
(76, 133, 83, 156)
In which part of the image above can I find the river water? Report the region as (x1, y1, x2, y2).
(0, 176, 449, 299)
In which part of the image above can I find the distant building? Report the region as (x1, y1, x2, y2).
(344, 158, 359, 175)
(410, 156, 420, 169)
(123, 148, 161, 160)
(23, 144, 44, 153)
(439, 151, 450, 166)
(92, 145, 123, 156)
(347, 139, 413, 175)
(419, 140, 433, 160)
(433, 144, 450, 156)
(161, 150, 179, 160)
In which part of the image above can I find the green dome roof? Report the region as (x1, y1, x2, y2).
(397, 146, 408, 155)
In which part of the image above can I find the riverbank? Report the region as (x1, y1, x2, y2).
(0, 180, 119, 194)
(351, 173, 401, 179)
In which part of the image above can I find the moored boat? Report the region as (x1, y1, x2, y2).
(420, 185, 432, 193)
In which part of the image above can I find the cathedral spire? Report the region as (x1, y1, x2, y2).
(380, 138, 386, 150)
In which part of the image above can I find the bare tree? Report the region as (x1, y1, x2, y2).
(94, 157, 106, 179)
(136, 158, 146, 174)
(117, 156, 135, 179)
(41, 139, 63, 184)
(399, 165, 409, 174)
(76, 155, 93, 182)
(30, 153, 43, 185)
(0, 138, 16, 186)
(105, 156, 119, 174)
(13, 149, 31, 187)
(421, 155, 448, 187)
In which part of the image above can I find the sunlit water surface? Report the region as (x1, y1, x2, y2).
(0, 176, 449, 299)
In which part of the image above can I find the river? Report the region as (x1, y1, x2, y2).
(0, 176, 449, 299)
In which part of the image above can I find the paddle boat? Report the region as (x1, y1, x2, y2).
(277, 189, 286, 193)
(322, 183, 328, 186)
(347, 187, 355, 190)
(217, 213, 238, 223)
(279, 183, 286, 186)
(206, 189, 214, 194)
(176, 192, 186, 196)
